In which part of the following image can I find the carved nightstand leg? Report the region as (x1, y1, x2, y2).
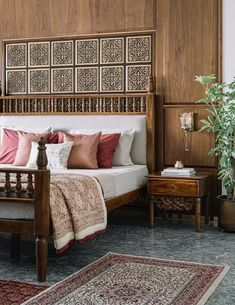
(150, 198, 154, 228)
(195, 198, 201, 232)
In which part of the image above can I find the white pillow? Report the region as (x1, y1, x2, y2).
(26, 142, 74, 170)
(68, 128, 135, 166)
(112, 130, 134, 166)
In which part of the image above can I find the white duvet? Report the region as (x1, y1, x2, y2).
(0, 164, 148, 219)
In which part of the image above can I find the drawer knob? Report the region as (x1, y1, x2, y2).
(169, 184, 175, 190)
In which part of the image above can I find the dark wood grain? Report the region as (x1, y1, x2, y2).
(0, 0, 155, 74)
(158, 0, 219, 103)
(164, 105, 216, 167)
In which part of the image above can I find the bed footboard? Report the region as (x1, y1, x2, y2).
(0, 139, 50, 282)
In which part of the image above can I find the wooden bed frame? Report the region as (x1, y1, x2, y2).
(0, 77, 156, 281)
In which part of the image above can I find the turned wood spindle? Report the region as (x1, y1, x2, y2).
(27, 173, 34, 198)
(5, 172, 11, 196)
(36, 138, 48, 170)
(141, 97, 145, 113)
(147, 75, 154, 94)
(15, 172, 22, 197)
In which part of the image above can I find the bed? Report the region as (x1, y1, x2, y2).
(0, 77, 156, 281)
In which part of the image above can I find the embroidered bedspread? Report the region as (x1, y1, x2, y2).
(50, 174, 107, 252)
(0, 173, 107, 253)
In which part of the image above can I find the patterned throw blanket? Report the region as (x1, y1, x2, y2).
(0, 173, 107, 253)
(50, 174, 107, 252)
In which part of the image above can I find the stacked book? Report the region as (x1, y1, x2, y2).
(161, 167, 196, 176)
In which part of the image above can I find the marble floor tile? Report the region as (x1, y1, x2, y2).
(0, 216, 234, 305)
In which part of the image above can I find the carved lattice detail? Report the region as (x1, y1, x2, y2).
(0, 95, 147, 115)
(152, 195, 195, 211)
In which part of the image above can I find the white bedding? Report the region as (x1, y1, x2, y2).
(0, 165, 148, 220)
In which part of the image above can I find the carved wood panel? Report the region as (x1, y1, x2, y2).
(3, 33, 153, 95)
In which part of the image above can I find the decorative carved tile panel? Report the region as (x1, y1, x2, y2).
(28, 69, 50, 94)
(4, 33, 152, 94)
(100, 66, 124, 92)
(6, 43, 27, 68)
(100, 38, 124, 64)
(28, 42, 50, 67)
(76, 39, 99, 65)
(76, 67, 98, 93)
(126, 35, 151, 63)
(6, 70, 27, 94)
(126, 65, 151, 92)
(51, 68, 73, 93)
(52, 41, 73, 66)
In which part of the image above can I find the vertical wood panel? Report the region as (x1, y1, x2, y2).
(164, 0, 218, 103)
(156, 0, 220, 215)
(164, 106, 216, 167)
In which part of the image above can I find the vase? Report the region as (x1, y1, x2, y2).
(174, 161, 184, 169)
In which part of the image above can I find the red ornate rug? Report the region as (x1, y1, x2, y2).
(21, 252, 229, 305)
(0, 279, 47, 305)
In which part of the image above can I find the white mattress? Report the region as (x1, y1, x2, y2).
(0, 165, 148, 220)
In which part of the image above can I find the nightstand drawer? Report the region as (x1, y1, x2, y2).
(148, 179, 198, 196)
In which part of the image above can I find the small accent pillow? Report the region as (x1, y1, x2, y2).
(13, 132, 49, 166)
(63, 132, 101, 169)
(97, 133, 121, 168)
(27, 142, 74, 169)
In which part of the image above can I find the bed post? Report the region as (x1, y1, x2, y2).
(34, 138, 50, 282)
(146, 76, 156, 173)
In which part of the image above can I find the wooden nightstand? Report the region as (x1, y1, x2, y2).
(147, 172, 212, 232)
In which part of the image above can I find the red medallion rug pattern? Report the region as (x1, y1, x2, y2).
(22, 252, 229, 305)
(0, 279, 47, 305)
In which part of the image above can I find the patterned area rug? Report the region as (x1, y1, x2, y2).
(22, 252, 229, 305)
(0, 279, 47, 305)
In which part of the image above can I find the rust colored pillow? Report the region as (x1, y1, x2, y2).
(64, 132, 101, 169)
(97, 133, 121, 168)
(13, 132, 49, 166)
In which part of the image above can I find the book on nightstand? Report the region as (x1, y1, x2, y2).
(161, 167, 196, 176)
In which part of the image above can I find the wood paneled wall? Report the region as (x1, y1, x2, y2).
(0, 0, 221, 214)
(155, 0, 221, 215)
(0, 0, 155, 73)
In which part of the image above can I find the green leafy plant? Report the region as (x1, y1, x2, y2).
(195, 75, 235, 200)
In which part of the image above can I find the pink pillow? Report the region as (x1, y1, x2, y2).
(97, 133, 120, 168)
(58, 131, 65, 143)
(64, 133, 101, 169)
(0, 128, 19, 164)
(13, 132, 49, 166)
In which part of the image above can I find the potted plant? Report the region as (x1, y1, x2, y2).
(195, 75, 235, 231)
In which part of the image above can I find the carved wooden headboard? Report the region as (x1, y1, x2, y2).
(0, 77, 156, 173)
(0, 32, 156, 172)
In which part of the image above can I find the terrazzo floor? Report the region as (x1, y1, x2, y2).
(0, 212, 234, 305)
